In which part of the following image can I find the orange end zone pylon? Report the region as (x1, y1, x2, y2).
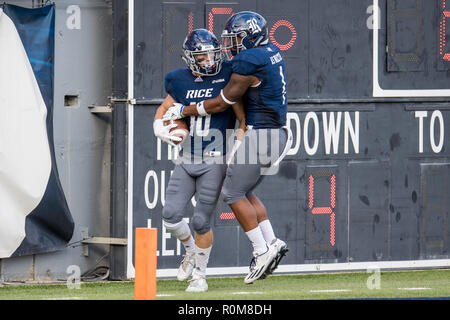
(134, 228, 157, 300)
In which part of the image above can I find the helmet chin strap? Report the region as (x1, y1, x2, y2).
(254, 36, 263, 47)
(258, 38, 269, 46)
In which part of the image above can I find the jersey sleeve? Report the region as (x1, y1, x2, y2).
(231, 51, 264, 81)
(221, 60, 233, 80)
(164, 71, 176, 98)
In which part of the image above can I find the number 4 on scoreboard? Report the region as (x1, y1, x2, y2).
(308, 171, 336, 247)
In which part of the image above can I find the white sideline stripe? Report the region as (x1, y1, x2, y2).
(157, 294, 175, 297)
(232, 292, 264, 295)
(154, 259, 450, 278)
(157, 267, 248, 278)
(45, 297, 87, 300)
(398, 288, 432, 291)
(275, 259, 450, 273)
(310, 289, 351, 293)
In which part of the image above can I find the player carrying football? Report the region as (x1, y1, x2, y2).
(163, 12, 293, 284)
(153, 29, 245, 292)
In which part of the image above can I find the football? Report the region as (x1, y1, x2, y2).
(164, 119, 189, 145)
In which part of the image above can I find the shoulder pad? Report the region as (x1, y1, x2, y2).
(232, 50, 264, 75)
(164, 71, 175, 95)
(222, 60, 232, 69)
(164, 68, 189, 94)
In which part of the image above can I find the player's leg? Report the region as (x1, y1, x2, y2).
(185, 164, 226, 292)
(247, 194, 272, 241)
(224, 164, 267, 251)
(225, 174, 279, 283)
(162, 164, 197, 281)
(247, 193, 288, 277)
(223, 161, 278, 284)
(193, 231, 213, 278)
(250, 128, 290, 276)
(223, 128, 290, 283)
(185, 229, 213, 292)
(224, 128, 274, 244)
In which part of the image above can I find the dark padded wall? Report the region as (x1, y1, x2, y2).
(127, 0, 450, 270)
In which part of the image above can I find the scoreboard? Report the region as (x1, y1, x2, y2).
(374, 0, 450, 96)
(119, 0, 450, 278)
(133, 0, 450, 99)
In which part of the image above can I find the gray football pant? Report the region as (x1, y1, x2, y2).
(162, 163, 227, 234)
(222, 128, 289, 205)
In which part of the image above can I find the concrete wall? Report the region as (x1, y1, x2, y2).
(0, 0, 113, 282)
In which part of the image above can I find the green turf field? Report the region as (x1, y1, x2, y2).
(0, 269, 449, 300)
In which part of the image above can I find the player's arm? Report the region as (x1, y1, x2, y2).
(153, 94, 182, 145)
(163, 73, 259, 121)
(185, 73, 258, 115)
(232, 99, 246, 141)
(226, 98, 247, 165)
(155, 94, 176, 119)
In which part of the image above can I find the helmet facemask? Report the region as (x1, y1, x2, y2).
(183, 46, 223, 76)
(221, 31, 247, 59)
(221, 11, 269, 59)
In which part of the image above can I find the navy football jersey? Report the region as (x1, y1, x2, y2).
(165, 61, 236, 156)
(232, 43, 287, 129)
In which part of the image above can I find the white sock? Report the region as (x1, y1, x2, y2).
(182, 236, 196, 254)
(259, 220, 276, 245)
(245, 227, 268, 255)
(195, 245, 212, 277)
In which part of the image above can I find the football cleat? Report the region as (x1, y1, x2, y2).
(244, 244, 278, 284)
(257, 239, 289, 280)
(185, 268, 208, 292)
(264, 239, 289, 277)
(177, 251, 195, 281)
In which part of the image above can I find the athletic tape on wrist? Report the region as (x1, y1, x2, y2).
(196, 101, 208, 116)
(179, 104, 185, 118)
(220, 89, 236, 105)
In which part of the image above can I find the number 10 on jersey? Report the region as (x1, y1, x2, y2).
(190, 115, 211, 137)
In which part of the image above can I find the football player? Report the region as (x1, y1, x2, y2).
(163, 12, 293, 284)
(153, 29, 245, 292)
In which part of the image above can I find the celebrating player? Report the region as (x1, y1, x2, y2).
(153, 29, 245, 292)
(163, 12, 293, 284)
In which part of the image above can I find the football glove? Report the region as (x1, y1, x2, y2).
(153, 118, 182, 147)
(162, 103, 185, 121)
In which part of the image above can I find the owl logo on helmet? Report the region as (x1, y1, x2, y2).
(182, 29, 223, 76)
(222, 11, 269, 58)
